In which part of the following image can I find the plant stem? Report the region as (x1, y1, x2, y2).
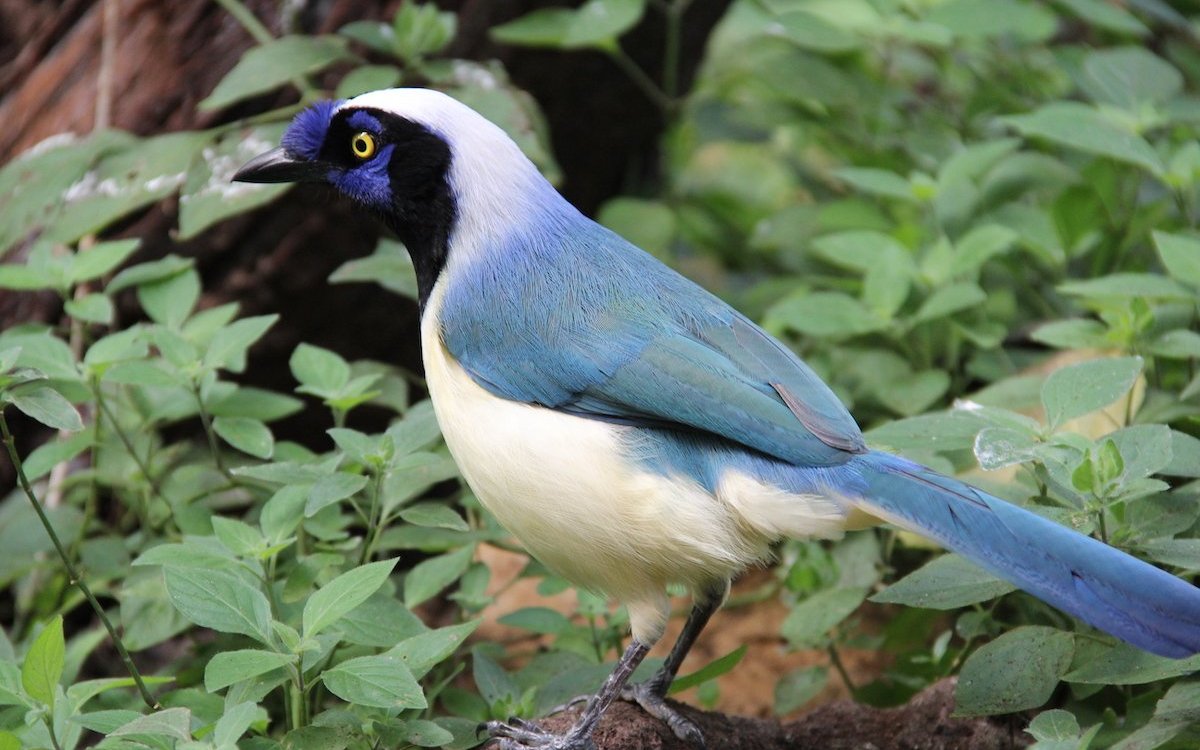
(606, 46, 675, 116)
(44, 717, 63, 750)
(358, 471, 383, 565)
(0, 412, 159, 710)
(193, 383, 230, 478)
(213, 0, 274, 44)
(662, 0, 692, 100)
(92, 382, 168, 507)
(826, 642, 856, 694)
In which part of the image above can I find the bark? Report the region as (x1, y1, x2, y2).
(539, 679, 1029, 750)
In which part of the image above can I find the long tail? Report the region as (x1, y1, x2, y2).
(849, 451, 1200, 658)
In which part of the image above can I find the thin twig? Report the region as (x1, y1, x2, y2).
(827, 643, 857, 694)
(1, 412, 159, 710)
(213, 0, 274, 45)
(606, 46, 675, 115)
(93, 383, 167, 503)
(193, 383, 230, 478)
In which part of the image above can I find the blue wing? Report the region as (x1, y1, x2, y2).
(438, 217, 864, 467)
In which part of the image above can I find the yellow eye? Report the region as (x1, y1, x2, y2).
(350, 131, 376, 159)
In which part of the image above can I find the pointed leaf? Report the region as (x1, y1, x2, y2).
(303, 558, 398, 637)
(21, 615, 64, 706)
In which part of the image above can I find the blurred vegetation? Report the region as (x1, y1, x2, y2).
(1, 0, 1200, 749)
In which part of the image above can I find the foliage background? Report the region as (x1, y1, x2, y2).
(1, 0, 1200, 749)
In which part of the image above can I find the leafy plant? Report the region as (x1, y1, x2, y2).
(4, 0, 1200, 749)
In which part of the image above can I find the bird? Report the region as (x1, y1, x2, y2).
(234, 88, 1200, 750)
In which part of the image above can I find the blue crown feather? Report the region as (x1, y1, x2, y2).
(281, 99, 344, 160)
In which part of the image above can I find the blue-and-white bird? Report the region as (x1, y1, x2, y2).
(235, 88, 1200, 750)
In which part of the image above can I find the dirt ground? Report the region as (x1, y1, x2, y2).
(473, 545, 1029, 749)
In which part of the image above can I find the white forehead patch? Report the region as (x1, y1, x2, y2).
(340, 88, 564, 271)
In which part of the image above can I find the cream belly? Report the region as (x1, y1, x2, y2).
(419, 283, 851, 641)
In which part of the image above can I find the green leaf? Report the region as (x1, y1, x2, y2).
(1079, 47, 1181, 109)
(833, 168, 913, 201)
(491, 0, 645, 50)
(927, 0, 1057, 41)
(1004, 103, 1163, 176)
(210, 385, 303, 422)
(335, 64, 403, 99)
(391, 2, 457, 62)
(386, 620, 479, 679)
(768, 291, 888, 337)
(956, 626, 1074, 716)
(1058, 272, 1194, 301)
(1054, 0, 1148, 35)
(303, 558, 399, 637)
(305, 472, 369, 516)
(404, 719, 455, 748)
(214, 701, 262, 747)
(0, 264, 58, 291)
(1064, 643, 1200, 684)
(399, 502, 469, 531)
(773, 666, 827, 715)
(1032, 319, 1109, 350)
(1041, 356, 1142, 429)
(213, 416, 275, 459)
(163, 566, 273, 643)
(138, 267, 199, 327)
(21, 614, 64, 706)
(1153, 231, 1200, 288)
(951, 224, 1017, 276)
(64, 293, 114, 325)
(780, 587, 867, 648)
(200, 35, 353, 111)
(669, 645, 746, 693)
(472, 648, 518, 705)
(107, 255, 194, 294)
(68, 239, 139, 284)
(1165, 431, 1200, 478)
(497, 607, 571, 635)
(597, 198, 677, 258)
(204, 649, 295, 691)
(876, 369, 950, 417)
(291, 343, 351, 394)
(1109, 681, 1200, 750)
(329, 238, 418, 299)
(404, 544, 475, 607)
(912, 280, 988, 321)
(205, 314, 279, 373)
(871, 554, 1016, 609)
(1026, 710, 1080, 742)
(178, 124, 292, 240)
(327, 427, 381, 464)
(110, 707, 192, 741)
(9, 386, 83, 432)
(321, 653, 426, 709)
(212, 516, 266, 557)
(102, 360, 182, 387)
(23, 429, 93, 481)
(0, 731, 19, 750)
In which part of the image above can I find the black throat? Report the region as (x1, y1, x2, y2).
(322, 109, 457, 311)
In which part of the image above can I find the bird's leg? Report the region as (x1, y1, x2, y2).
(484, 640, 650, 750)
(619, 587, 725, 748)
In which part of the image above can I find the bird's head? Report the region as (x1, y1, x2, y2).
(234, 88, 559, 303)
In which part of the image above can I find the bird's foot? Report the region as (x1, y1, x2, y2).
(480, 717, 596, 750)
(620, 680, 706, 749)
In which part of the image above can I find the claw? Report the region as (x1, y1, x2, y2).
(480, 717, 596, 750)
(621, 679, 706, 749)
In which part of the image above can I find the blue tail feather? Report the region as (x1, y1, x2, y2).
(850, 451, 1200, 658)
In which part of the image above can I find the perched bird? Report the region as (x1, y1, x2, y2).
(235, 89, 1200, 750)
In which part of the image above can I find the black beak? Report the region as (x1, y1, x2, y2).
(232, 147, 329, 184)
